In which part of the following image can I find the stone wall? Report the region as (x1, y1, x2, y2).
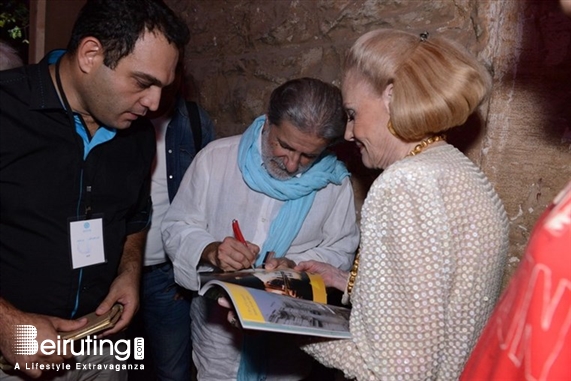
(166, 0, 571, 287)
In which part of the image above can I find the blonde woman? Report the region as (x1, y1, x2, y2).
(297, 29, 509, 380)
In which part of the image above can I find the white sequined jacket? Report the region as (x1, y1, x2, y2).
(303, 144, 509, 381)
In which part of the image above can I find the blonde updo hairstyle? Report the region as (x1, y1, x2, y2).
(344, 29, 492, 141)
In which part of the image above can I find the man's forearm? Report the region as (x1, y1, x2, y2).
(0, 297, 19, 344)
(118, 229, 147, 277)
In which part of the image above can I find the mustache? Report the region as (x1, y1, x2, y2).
(270, 157, 287, 171)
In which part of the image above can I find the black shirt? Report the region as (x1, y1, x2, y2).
(0, 54, 155, 318)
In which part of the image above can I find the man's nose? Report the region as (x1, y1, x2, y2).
(284, 152, 301, 174)
(344, 123, 354, 141)
(141, 87, 162, 112)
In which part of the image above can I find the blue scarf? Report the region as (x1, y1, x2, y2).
(236, 115, 349, 380)
(238, 115, 349, 266)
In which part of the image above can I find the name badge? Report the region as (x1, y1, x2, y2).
(69, 217, 106, 269)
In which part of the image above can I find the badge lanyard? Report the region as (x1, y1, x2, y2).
(55, 57, 106, 270)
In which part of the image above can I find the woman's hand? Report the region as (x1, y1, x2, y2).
(295, 260, 349, 291)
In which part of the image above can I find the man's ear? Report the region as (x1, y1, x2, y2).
(76, 37, 104, 74)
(262, 115, 270, 133)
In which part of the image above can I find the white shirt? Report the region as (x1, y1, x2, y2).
(161, 133, 360, 291)
(144, 115, 171, 266)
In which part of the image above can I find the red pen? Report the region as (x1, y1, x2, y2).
(233, 219, 255, 269)
(232, 219, 247, 246)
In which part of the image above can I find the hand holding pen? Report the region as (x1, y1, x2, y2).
(233, 220, 296, 270)
(232, 219, 247, 246)
(232, 219, 256, 270)
(201, 220, 259, 272)
(234, 220, 288, 269)
(205, 239, 258, 272)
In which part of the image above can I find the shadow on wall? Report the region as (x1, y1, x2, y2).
(493, 0, 571, 288)
(447, 113, 485, 154)
(524, 0, 571, 147)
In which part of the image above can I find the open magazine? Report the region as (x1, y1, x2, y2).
(199, 268, 351, 339)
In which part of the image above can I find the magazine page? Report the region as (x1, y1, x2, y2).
(199, 268, 327, 303)
(199, 276, 351, 339)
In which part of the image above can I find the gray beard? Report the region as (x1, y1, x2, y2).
(260, 128, 309, 180)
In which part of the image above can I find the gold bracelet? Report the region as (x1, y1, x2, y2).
(346, 253, 360, 297)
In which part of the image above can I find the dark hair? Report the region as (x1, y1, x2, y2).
(67, 0, 190, 69)
(0, 39, 23, 70)
(267, 77, 347, 145)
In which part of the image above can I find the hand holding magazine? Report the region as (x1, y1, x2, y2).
(59, 303, 123, 340)
(199, 268, 351, 339)
(0, 304, 123, 371)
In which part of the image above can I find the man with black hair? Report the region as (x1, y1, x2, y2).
(0, 0, 189, 379)
(0, 40, 23, 70)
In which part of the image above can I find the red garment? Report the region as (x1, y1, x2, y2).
(461, 181, 571, 381)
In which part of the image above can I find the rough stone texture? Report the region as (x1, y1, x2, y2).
(475, 0, 571, 287)
(166, 0, 571, 288)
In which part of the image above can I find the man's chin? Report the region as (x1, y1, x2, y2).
(113, 120, 135, 130)
(267, 170, 293, 181)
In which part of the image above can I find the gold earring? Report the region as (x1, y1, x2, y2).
(387, 119, 398, 137)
